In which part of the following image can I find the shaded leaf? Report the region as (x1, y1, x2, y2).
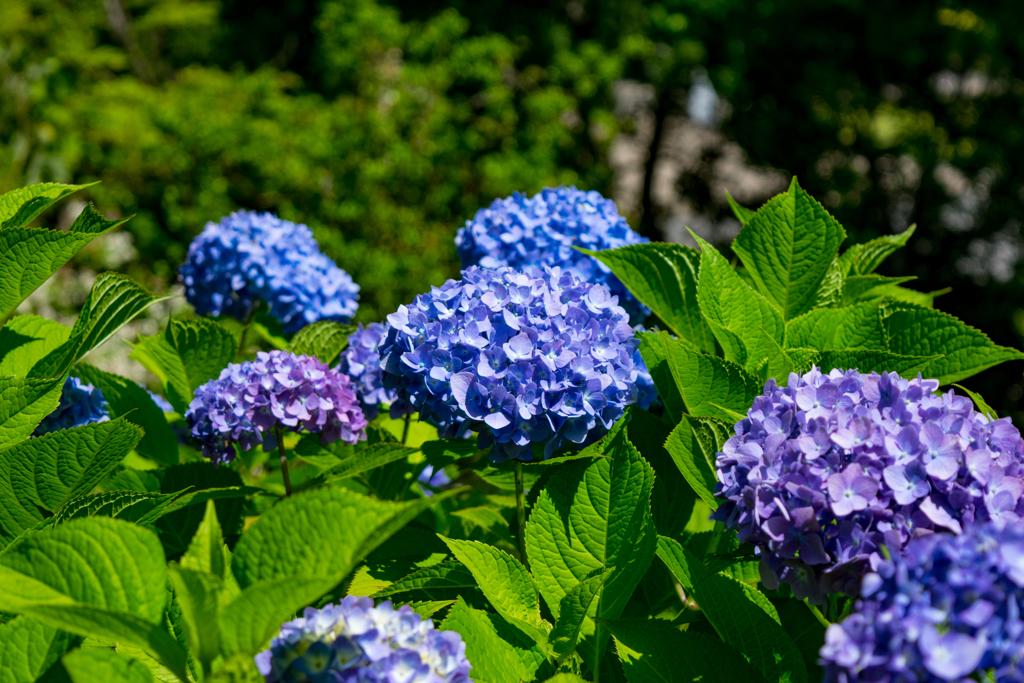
(286, 321, 355, 366)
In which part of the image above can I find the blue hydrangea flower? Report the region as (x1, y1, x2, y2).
(455, 187, 650, 322)
(179, 210, 359, 333)
(821, 521, 1024, 683)
(35, 377, 110, 435)
(255, 597, 471, 683)
(186, 350, 367, 464)
(336, 323, 397, 421)
(379, 265, 649, 462)
(714, 367, 1024, 603)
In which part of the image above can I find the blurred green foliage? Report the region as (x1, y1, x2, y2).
(2, 0, 1024, 413)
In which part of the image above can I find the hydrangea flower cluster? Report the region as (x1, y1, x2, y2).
(255, 597, 471, 683)
(35, 377, 110, 435)
(185, 350, 367, 465)
(379, 265, 650, 462)
(821, 521, 1024, 682)
(714, 367, 1024, 603)
(455, 187, 650, 322)
(179, 210, 359, 333)
(336, 323, 397, 421)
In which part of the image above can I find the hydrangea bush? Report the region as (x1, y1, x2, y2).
(1, 179, 1023, 683)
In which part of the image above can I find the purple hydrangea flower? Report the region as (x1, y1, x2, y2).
(35, 377, 110, 435)
(379, 265, 651, 462)
(418, 465, 451, 497)
(185, 350, 367, 464)
(714, 367, 1024, 603)
(455, 187, 650, 322)
(336, 323, 398, 421)
(179, 210, 359, 333)
(821, 521, 1024, 683)
(255, 597, 471, 683)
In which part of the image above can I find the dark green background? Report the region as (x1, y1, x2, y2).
(3, 0, 1023, 419)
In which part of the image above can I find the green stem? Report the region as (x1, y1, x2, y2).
(805, 600, 831, 628)
(401, 413, 411, 445)
(275, 426, 292, 497)
(514, 460, 529, 569)
(236, 304, 258, 358)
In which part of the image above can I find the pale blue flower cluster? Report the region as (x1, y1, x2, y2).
(714, 367, 1024, 603)
(455, 187, 650, 322)
(179, 210, 359, 333)
(186, 350, 367, 464)
(336, 323, 397, 421)
(255, 597, 471, 683)
(35, 377, 110, 435)
(379, 265, 649, 462)
(822, 521, 1024, 683)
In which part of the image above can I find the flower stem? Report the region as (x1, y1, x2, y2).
(401, 413, 411, 445)
(805, 599, 831, 628)
(275, 425, 292, 497)
(236, 304, 259, 358)
(514, 460, 529, 569)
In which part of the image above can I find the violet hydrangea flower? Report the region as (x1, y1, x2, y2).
(455, 187, 650, 322)
(35, 377, 110, 435)
(379, 265, 650, 462)
(336, 323, 397, 421)
(255, 596, 471, 683)
(179, 210, 359, 333)
(714, 367, 1024, 603)
(185, 350, 367, 465)
(821, 521, 1024, 682)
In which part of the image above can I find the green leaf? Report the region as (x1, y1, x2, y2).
(180, 500, 230, 579)
(0, 518, 188, 682)
(874, 284, 948, 308)
(808, 257, 845, 310)
(168, 565, 225, 673)
(693, 233, 785, 368)
(664, 415, 731, 510)
(73, 364, 179, 466)
(731, 177, 847, 320)
(0, 418, 143, 542)
(816, 349, 941, 376)
(629, 408, 696, 540)
(286, 321, 355, 366)
(31, 274, 173, 379)
(838, 224, 916, 276)
(129, 317, 236, 414)
(440, 537, 550, 647)
(153, 463, 248, 558)
(63, 646, 155, 683)
(656, 536, 807, 683)
(0, 316, 72, 377)
(0, 615, 76, 683)
(0, 182, 95, 227)
(776, 600, 827, 682)
(785, 302, 888, 351)
(401, 601, 455, 619)
(299, 443, 420, 490)
(841, 275, 916, 305)
(725, 190, 757, 226)
(0, 375, 65, 450)
(373, 561, 477, 599)
(440, 597, 549, 683)
(52, 490, 182, 526)
(605, 618, 764, 683)
(638, 331, 761, 422)
(952, 384, 998, 421)
(549, 570, 610, 664)
(580, 243, 715, 352)
(883, 302, 1024, 384)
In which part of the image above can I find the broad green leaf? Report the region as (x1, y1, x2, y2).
(0, 182, 95, 227)
(952, 384, 998, 421)
(580, 243, 715, 352)
(63, 646, 154, 683)
(785, 301, 888, 351)
(606, 618, 763, 683)
(776, 600, 827, 682)
(153, 463, 248, 558)
(837, 224, 916, 275)
(754, 325, 814, 383)
(52, 490, 181, 526)
(841, 275, 916, 305)
(816, 349, 941, 376)
(73, 363, 178, 465)
(299, 443, 420, 490)
(664, 415, 730, 510)
(286, 321, 355, 366)
(731, 177, 847, 320)
(808, 257, 845, 310)
(883, 302, 1024, 384)
(629, 408, 695, 540)
(373, 561, 477, 599)
(0, 518, 188, 682)
(401, 601, 456, 619)
(30, 274, 173, 379)
(168, 565, 225, 673)
(656, 537, 807, 683)
(693, 233, 784, 368)
(0, 418, 142, 542)
(725, 190, 756, 225)
(0, 375, 65, 449)
(873, 284, 947, 308)
(440, 598, 549, 683)
(180, 500, 230, 579)
(638, 331, 761, 422)
(0, 615, 76, 683)
(0, 316, 71, 377)
(550, 570, 609, 663)
(440, 537, 550, 646)
(128, 317, 235, 414)
(450, 506, 515, 547)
